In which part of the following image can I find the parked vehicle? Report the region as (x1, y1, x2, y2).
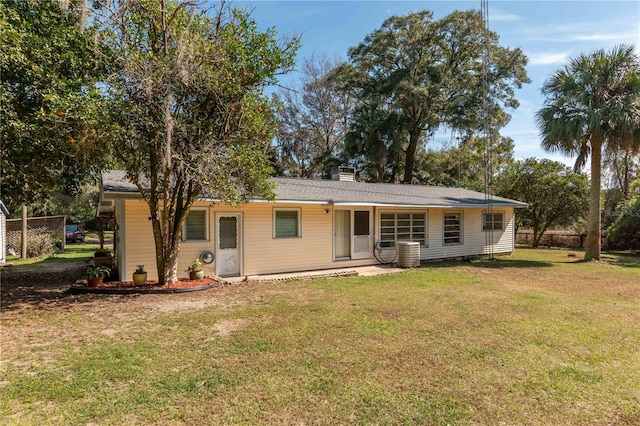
(65, 224, 85, 243)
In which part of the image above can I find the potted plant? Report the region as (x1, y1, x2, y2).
(132, 265, 147, 285)
(186, 258, 204, 280)
(86, 265, 111, 287)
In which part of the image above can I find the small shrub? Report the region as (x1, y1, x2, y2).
(26, 233, 57, 258)
(607, 197, 640, 250)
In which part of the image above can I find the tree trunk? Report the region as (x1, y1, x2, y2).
(151, 217, 182, 286)
(532, 225, 540, 248)
(376, 162, 385, 183)
(162, 243, 180, 284)
(403, 129, 421, 184)
(585, 136, 602, 260)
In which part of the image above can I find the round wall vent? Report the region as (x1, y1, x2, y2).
(200, 251, 214, 264)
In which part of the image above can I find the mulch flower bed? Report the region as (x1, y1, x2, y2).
(70, 277, 220, 294)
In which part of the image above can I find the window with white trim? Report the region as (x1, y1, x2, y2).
(443, 212, 462, 245)
(482, 212, 504, 231)
(274, 208, 300, 238)
(379, 212, 427, 248)
(184, 209, 208, 241)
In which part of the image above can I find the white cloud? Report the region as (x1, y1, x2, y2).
(527, 51, 569, 66)
(490, 10, 521, 22)
(521, 21, 638, 45)
(570, 32, 637, 42)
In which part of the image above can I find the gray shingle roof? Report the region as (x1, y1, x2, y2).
(101, 170, 527, 208)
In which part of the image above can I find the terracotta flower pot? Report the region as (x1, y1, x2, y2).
(88, 277, 103, 287)
(132, 273, 147, 285)
(189, 270, 205, 280)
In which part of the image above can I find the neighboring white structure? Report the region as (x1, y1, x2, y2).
(0, 202, 9, 264)
(99, 170, 528, 281)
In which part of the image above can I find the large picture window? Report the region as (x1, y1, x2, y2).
(379, 212, 426, 248)
(274, 208, 300, 238)
(482, 212, 504, 231)
(184, 209, 208, 241)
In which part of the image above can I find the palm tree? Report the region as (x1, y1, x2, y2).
(536, 45, 640, 260)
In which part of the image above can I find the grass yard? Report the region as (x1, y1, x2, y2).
(5, 243, 97, 267)
(1, 248, 639, 425)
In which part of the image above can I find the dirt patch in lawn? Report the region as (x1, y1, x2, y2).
(1, 261, 87, 311)
(0, 261, 266, 315)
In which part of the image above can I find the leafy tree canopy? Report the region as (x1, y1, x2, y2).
(0, 0, 112, 211)
(415, 134, 515, 191)
(273, 55, 354, 178)
(331, 9, 529, 183)
(494, 158, 589, 247)
(96, 0, 299, 284)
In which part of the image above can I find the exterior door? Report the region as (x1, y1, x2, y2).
(352, 210, 371, 259)
(215, 213, 242, 277)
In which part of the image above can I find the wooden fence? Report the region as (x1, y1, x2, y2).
(516, 229, 607, 249)
(5, 216, 66, 256)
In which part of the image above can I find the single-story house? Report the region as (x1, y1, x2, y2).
(0, 201, 9, 264)
(98, 169, 527, 282)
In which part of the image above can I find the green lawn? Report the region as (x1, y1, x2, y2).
(1, 248, 639, 425)
(5, 231, 114, 267)
(5, 243, 100, 267)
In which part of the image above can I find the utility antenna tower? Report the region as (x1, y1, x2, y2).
(481, 0, 494, 259)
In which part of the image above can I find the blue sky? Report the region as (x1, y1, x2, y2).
(236, 0, 640, 167)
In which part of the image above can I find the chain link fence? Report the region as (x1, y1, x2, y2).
(6, 216, 66, 256)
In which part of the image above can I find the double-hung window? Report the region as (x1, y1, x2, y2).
(184, 209, 208, 241)
(482, 212, 504, 231)
(379, 212, 427, 248)
(274, 208, 300, 238)
(443, 212, 462, 245)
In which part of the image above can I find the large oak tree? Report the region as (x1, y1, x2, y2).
(332, 10, 529, 183)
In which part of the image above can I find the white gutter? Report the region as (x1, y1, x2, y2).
(105, 192, 528, 208)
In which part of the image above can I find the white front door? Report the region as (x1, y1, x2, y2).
(215, 213, 242, 277)
(352, 210, 371, 259)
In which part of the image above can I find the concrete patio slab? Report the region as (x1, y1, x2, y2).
(222, 264, 406, 284)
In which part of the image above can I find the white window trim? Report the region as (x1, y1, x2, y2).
(443, 211, 463, 246)
(378, 210, 428, 249)
(482, 212, 505, 231)
(273, 207, 301, 239)
(182, 207, 210, 242)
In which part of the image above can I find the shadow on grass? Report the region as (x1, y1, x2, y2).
(1, 244, 102, 311)
(471, 258, 554, 268)
(601, 252, 640, 268)
(1, 260, 90, 311)
(425, 257, 553, 269)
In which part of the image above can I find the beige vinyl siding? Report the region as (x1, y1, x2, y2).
(115, 199, 126, 281)
(121, 200, 217, 281)
(118, 197, 516, 279)
(242, 203, 378, 275)
(376, 207, 515, 261)
(422, 208, 514, 260)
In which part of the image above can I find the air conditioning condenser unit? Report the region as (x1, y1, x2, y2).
(396, 241, 420, 268)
